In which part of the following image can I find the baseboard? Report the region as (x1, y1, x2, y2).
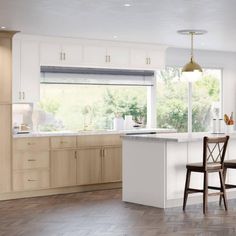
(0, 182, 122, 201)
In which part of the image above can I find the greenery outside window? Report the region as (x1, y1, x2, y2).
(156, 67, 222, 132)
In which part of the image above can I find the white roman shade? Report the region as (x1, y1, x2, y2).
(40, 66, 155, 86)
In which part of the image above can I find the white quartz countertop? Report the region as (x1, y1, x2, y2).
(122, 132, 236, 143)
(13, 128, 176, 138)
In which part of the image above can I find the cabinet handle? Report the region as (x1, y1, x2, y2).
(149, 57, 151, 64)
(28, 179, 37, 182)
(105, 55, 108, 63)
(100, 149, 103, 157)
(27, 159, 36, 162)
(22, 92, 25, 100)
(27, 142, 35, 145)
(19, 92, 22, 100)
(63, 52, 66, 60)
(146, 57, 148, 65)
(60, 141, 68, 144)
(75, 151, 77, 159)
(109, 55, 111, 63)
(103, 149, 106, 157)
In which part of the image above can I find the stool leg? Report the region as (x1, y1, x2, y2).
(203, 171, 208, 214)
(219, 169, 228, 211)
(183, 169, 191, 211)
(219, 168, 227, 206)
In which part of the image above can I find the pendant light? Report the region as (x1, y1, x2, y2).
(177, 30, 207, 73)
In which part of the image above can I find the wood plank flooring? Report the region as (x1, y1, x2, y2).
(1, 189, 236, 235)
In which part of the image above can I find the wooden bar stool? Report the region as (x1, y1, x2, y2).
(219, 159, 236, 205)
(183, 136, 229, 214)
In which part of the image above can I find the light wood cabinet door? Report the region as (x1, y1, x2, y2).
(0, 37, 12, 103)
(13, 151, 50, 170)
(51, 136, 77, 149)
(13, 137, 49, 151)
(13, 169, 50, 191)
(102, 146, 122, 183)
(0, 105, 11, 193)
(77, 134, 121, 148)
(51, 150, 77, 188)
(77, 148, 102, 185)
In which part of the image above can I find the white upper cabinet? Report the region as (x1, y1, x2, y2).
(13, 37, 40, 103)
(83, 45, 107, 67)
(83, 45, 130, 68)
(130, 48, 165, 69)
(107, 47, 130, 68)
(40, 43, 61, 66)
(40, 42, 83, 66)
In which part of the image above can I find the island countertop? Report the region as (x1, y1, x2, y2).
(122, 132, 236, 142)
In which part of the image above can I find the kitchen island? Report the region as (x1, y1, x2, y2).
(122, 132, 236, 208)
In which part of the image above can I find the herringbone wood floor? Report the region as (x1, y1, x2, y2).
(0, 189, 236, 236)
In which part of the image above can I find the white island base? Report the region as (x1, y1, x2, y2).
(122, 133, 236, 208)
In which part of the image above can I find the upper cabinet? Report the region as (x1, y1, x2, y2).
(39, 38, 166, 70)
(83, 45, 130, 68)
(12, 37, 40, 103)
(130, 48, 165, 69)
(40, 42, 83, 66)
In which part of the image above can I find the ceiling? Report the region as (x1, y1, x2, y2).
(1, 0, 236, 52)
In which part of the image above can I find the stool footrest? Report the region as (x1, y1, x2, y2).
(225, 184, 236, 189)
(208, 186, 221, 190)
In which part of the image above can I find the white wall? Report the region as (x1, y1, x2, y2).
(166, 47, 236, 119)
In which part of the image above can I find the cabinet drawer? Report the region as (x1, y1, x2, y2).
(51, 136, 77, 149)
(77, 134, 121, 147)
(13, 138, 50, 151)
(13, 169, 50, 191)
(13, 151, 50, 170)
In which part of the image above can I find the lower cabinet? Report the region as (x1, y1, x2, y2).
(102, 146, 122, 183)
(76, 148, 102, 185)
(13, 169, 50, 191)
(51, 150, 77, 188)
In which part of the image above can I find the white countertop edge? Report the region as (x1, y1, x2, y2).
(13, 128, 176, 138)
(122, 132, 236, 143)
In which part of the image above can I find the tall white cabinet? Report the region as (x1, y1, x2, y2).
(13, 36, 40, 103)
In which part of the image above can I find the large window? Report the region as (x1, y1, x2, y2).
(156, 67, 222, 132)
(39, 84, 147, 131)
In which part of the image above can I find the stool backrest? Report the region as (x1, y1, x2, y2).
(203, 136, 229, 170)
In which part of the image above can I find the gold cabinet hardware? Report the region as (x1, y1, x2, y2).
(27, 142, 35, 145)
(27, 179, 37, 182)
(149, 57, 151, 64)
(74, 150, 77, 159)
(27, 159, 36, 162)
(146, 57, 149, 65)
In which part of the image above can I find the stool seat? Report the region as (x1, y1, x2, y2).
(187, 162, 221, 171)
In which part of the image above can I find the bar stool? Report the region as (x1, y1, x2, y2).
(219, 159, 236, 205)
(183, 136, 229, 214)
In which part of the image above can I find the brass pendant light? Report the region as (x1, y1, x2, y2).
(177, 30, 207, 73)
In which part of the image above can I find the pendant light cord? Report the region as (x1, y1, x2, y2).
(190, 32, 194, 62)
